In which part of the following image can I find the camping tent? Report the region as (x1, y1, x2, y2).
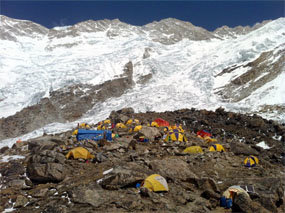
(172, 124, 184, 133)
(223, 185, 249, 200)
(163, 126, 172, 132)
(203, 136, 217, 143)
(154, 118, 169, 127)
(76, 129, 112, 141)
(134, 125, 142, 132)
(164, 129, 187, 142)
(126, 119, 140, 125)
(116, 123, 127, 129)
(104, 119, 111, 124)
(150, 121, 159, 127)
(142, 174, 169, 192)
(197, 130, 212, 138)
(183, 146, 203, 154)
(66, 147, 94, 160)
(209, 144, 225, 152)
(72, 129, 78, 135)
(97, 125, 106, 130)
(78, 123, 90, 129)
(244, 156, 259, 167)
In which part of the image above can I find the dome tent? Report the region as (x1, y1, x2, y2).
(183, 146, 203, 154)
(209, 144, 225, 152)
(142, 174, 169, 192)
(66, 147, 94, 160)
(164, 129, 187, 142)
(244, 156, 259, 167)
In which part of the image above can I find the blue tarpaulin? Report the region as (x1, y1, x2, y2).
(76, 129, 112, 141)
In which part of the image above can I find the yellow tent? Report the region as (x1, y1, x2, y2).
(204, 136, 217, 143)
(97, 125, 106, 130)
(66, 147, 95, 160)
(79, 123, 90, 129)
(183, 146, 203, 154)
(72, 129, 78, 135)
(164, 130, 187, 142)
(134, 125, 142, 132)
(126, 119, 140, 125)
(172, 124, 184, 133)
(209, 144, 225, 152)
(223, 185, 249, 199)
(104, 119, 111, 124)
(244, 156, 259, 167)
(142, 174, 169, 192)
(116, 123, 127, 129)
(163, 126, 172, 132)
(147, 121, 159, 127)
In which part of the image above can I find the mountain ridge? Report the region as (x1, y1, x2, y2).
(0, 15, 277, 42)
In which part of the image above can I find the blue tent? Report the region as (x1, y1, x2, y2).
(76, 129, 112, 141)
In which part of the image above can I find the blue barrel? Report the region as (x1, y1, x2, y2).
(220, 196, 226, 207)
(226, 198, 233, 209)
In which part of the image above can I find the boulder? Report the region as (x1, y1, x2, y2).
(118, 107, 134, 115)
(0, 146, 9, 154)
(233, 192, 270, 213)
(27, 162, 66, 183)
(0, 161, 25, 177)
(14, 195, 28, 208)
(247, 117, 266, 129)
(139, 126, 161, 141)
(29, 150, 65, 164)
(230, 142, 259, 155)
(114, 135, 133, 145)
(69, 184, 110, 208)
(28, 138, 57, 153)
(8, 179, 29, 189)
(189, 177, 220, 193)
(149, 158, 197, 181)
(27, 150, 66, 183)
(101, 163, 150, 190)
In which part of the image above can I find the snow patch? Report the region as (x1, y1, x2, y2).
(0, 155, 25, 162)
(256, 141, 271, 149)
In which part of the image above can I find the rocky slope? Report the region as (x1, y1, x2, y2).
(0, 108, 284, 212)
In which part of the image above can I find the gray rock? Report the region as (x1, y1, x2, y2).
(33, 188, 49, 198)
(8, 179, 29, 189)
(0, 161, 25, 177)
(101, 163, 149, 189)
(149, 158, 197, 181)
(234, 192, 270, 213)
(28, 138, 57, 153)
(230, 142, 259, 155)
(70, 185, 109, 208)
(29, 150, 66, 164)
(139, 126, 161, 141)
(14, 195, 28, 208)
(0, 146, 9, 154)
(27, 162, 66, 183)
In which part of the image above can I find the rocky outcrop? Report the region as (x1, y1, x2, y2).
(26, 150, 66, 183)
(215, 46, 285, 103)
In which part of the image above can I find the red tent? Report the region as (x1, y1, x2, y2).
(154, 118, 170, 127)
(197, 130, 212, 138)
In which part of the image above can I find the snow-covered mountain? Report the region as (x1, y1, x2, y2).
(0, 15, 284, 146)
